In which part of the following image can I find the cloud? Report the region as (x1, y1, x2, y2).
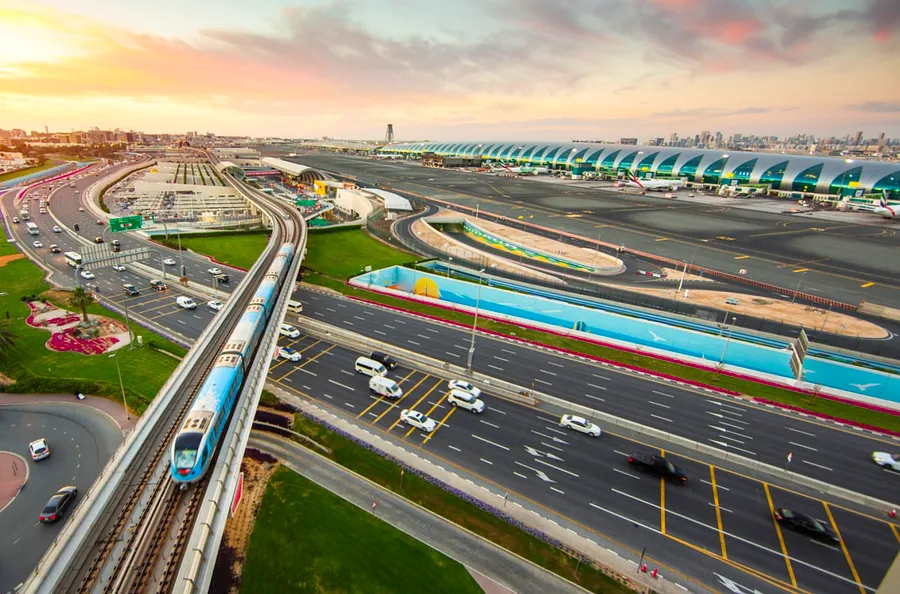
(846, 101, 900, 113)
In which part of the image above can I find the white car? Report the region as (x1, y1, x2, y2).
(163, 258, 176, 266)
(872, 452, 900, 471)
(112, 264, 126, 272)
(207, 267, 222, 275)
(78, 207, 85, 212)
(448, 379, 481, 399)
(279, 323, 300, 339)
(81, 270, 95, 279)
(277, 346, 302, 362)
(29, 438, 51, 461)
(207, 300, 224, 311)
(447, 389, 485, 413)
(400, 409, 437, 433)
(559, 414, 601, 437)
(33, 241, 43, 248)
(52, 225, 61, 233)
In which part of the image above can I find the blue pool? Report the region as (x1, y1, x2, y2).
(351, 266, 900, 404)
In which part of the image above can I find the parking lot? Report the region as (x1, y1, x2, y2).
(268, 331, 900, 594)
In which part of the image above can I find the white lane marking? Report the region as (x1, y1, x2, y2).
(614, 468, 641, 480)
(177, 319, 186, 325)
(802, 460, 833, 471)
(720, 421, 746, 431)
(540, 369, 557, 376)
(480, 420, 501, 429)
(717, 435, 746, 445)
(374, 330, 386, 336)
(342, 320, 354, 326)
(531, 430, 552, 439)
(494, 356, 509, 362)
(417, 334, 430, 339)
(363, 310, 374, 315)
(340, 370, 355, 376)
(592, 374, 610, 380)
(651, 414, 672, 423)
(299, 368, 317, 376)
(544, 427, 567, 436)
(394, 319, 407, 324)
(501, 348, 517, 354)
(711, 502, 733, 514)
(700, 479, 729, 491)
(452, 344, 468, 349)
(448, 445, 461, 452)
(590, 502, 660, 534)
(368, 412, 378, 418)
(514, 472, 529, 480)
(708, 439, 756, 456)
(328, 379, 355, 391)
(787, 427, 816, 437)
(314, 312, 324, 317)
(541, 441, 564, 452)
(653, 390, 675, 398)
(587, 383, 607, 391)
(426, 328, 439, 333)
(550, 487, 566, 495)
(648, 401, 670, 409)
(407, 340, 420, 346)
(547, 361, 564, 368)
(614, 450, 630, 457)
(585, 394, 606, 403)
(445, 351, 460, 358)
(336, 303, 346, 308)
(708, 400, 745, 413)
(534, 378, 552, 386)
(344, 402, 355, 409)
(480, 458, 493, 465)
(488, 364, 504, 371)
(487, 407, 506, 414)
(385, 324, 396, 329)
(789, 441, 818, 452)
(192, 315, 202, 320)
(472, 434, 510, 451)
(354, 316, 365, 321)
(536, 459, 579, 477)
(326, 307, 336, 312)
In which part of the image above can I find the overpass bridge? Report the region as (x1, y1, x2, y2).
(20, 151, 307, 594)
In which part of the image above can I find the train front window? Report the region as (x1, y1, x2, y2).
(173, 433, 203, 471)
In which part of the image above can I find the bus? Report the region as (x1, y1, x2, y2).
(64, 252, 83, 268)
(25, 222, 40, 235)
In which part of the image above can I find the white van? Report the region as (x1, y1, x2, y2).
(176, 296, 197, 309)
(448, 389, 486, 413)
(369, 376, 402, 400)
(287, 299, 303, 314)
(355, 356, 387, 377)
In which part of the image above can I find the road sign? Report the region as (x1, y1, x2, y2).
(230, 471, 244, 517)
(110, 215, 143, 233)
(81, 246, 151, 267)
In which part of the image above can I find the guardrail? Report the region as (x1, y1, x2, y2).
(295, 316, 899, 515)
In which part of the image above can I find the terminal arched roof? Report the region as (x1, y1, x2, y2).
(381, 141, 900, 195)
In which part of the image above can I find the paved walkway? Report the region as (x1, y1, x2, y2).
(250, 431, 588, 594)
(0, 393, 136, 431)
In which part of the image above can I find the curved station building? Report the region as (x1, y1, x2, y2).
(381, 141, 900, 198)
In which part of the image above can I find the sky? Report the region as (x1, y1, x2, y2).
(1, 0, 899, 141)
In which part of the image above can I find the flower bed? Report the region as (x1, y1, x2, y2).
(43, 314, 81, 328)
(47, 327, 119, 355)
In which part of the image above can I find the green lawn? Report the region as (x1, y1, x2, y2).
(169, 232, 270, 271)
(0, 230, 186, 414)
(304, 228, 415, 278)
(241, 467, 485, 594)
(0, 161, 61, 183)
(284, 415, 631, 593)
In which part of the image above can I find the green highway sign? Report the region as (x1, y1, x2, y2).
(110, 215, 143, 233)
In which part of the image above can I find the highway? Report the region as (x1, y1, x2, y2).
(267, 325, 900, 594)
(290, 152, 900, 309)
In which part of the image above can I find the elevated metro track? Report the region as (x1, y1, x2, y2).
(22, 152, 307, 594)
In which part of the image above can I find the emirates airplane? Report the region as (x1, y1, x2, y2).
(623, 170, 684, 191)
(873, 197, 898, 218)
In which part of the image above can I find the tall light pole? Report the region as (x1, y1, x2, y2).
(109, 352, 130, 420)
(675, 251, 697, 298)
(791, 271, 806, 304)
(466, 269, 486, 372)
(588, 231, 601, 282)
(719, 316, 738, 365)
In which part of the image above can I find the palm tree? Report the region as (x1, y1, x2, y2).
(68, 287, 95, 324)
(0, 322, 16, 356)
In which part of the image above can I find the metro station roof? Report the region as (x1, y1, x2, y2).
(365, 188, 413, 211)
(261, 157, 317, 177)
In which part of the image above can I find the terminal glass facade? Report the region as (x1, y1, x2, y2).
(829, 166, 862, 195)
(616, 151, 640, 172)
(729, 159, 757, 183)
(676, 156, 703, 180)
(637, 152, 659, 172)
(792, 164, 823, 192)
(873, 172, 900, 199)
(701, 158, 728, 184)
(655, 154, 680, 176)
(599, 150, 621, 171)
(759, 161, 789, 188)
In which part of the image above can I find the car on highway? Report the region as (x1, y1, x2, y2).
(123, 284, 140, 296)
(277, 346, 302, 362)
(78, 207, 84, 212)
(80, 270, 95, 279)
(93, 236, 103, 244)
(400, 409, 437, 433)
(50, 245, 60, 253)
(448, 379, 481, 398)
(559, 414, 601, 437)
(627, 452, 687, 483)
(207, 267, 222, 275)
(29, 438, 51, 461)
(176, 296, 197, 310)
(39, 208, 46, 214)
(207, 300, 224, 311)
(33, 240, 43, 248)
(150, 279, 168, 291)
(447, 389, 485, 413)
(38, 486, 78, 523)
(369, 351, 398, 370)
(163, 258, 176, 266)
(872, 451, 900, 471)
(112, 264, 126, 272)
(12, 216, 19, 223)
(96, 219, 103, 225)
(52, 225, 61, 233)
(279, 323, 300, 339)
(773, 508, 839, 545)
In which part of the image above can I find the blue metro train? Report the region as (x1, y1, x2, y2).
(170, 243, 295, 483)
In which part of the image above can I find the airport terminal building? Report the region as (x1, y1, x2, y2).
(381, 142, 900, 197)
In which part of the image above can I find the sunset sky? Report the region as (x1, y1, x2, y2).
(1, 0, 899, 141)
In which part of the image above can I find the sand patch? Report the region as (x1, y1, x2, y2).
(0, 253, 24, 267)
(661, 267, 715, 283)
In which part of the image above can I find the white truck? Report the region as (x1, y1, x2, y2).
(369, 376, 402, 400)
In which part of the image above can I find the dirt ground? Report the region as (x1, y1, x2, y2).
(661, 267, 715, 283)
(0, 254, 24, 267)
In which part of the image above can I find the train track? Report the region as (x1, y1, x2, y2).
(50, 163, 303, 594)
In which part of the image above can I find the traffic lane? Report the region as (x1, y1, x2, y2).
(295, 289, 900, 502)
(827, 504, 900, 590)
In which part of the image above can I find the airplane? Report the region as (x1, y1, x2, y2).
(873, 196, 898, 219)
(489, 161, 549, 175)
(623, 170, 684, 191)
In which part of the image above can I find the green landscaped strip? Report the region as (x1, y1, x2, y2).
(284, 415, 630, 594)
(163, 232, 270, 271)
(0, 161, 62, 183)
(0, 253, 185, 415)
(302, 228, 417, 278)
(241, 467, 486, 594)
(0, 221, 19, 256)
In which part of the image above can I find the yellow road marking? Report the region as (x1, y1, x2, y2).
(660, 449, 666, 535)
(764, 483, 797, 587)
(734, 255, 750, 260)
(385, 377, 440, 430)
(422, 405, 457, 444)
(709, 466, 728, 559)
(403, 388, 450, 438)
(269, 336, 314, 372)
(357, 369, 417, 419)
(280, 344, 335, 382)
(148, 308, 180, 321)
(655, 237, 669, 242)
(793, 268, 809, 273)
(823, 503, 865, 594)
(375, 373, 433, 426)
(861, 282, 875, 288)
(891, 523, 900, 544)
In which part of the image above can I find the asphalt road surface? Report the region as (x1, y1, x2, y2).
(293, 153, 900, 309)
(267, 327, 900, 594)
(0, 403, 124, 594)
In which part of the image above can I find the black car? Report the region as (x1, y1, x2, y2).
(111, 239, 121, 253)
(39, 486, 78, 523)
(627, 452, 687, 483)
(774, 509, 839, 544)
(50, 245, 61, 253)
(150, 279, 168, 291)
(123, 283, 140, 296)
(214, 273, 229, 284)
(370, 351, 398, 370)
(94, 236, 103, 244)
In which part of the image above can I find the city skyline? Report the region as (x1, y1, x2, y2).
(2, 0, 899, 140)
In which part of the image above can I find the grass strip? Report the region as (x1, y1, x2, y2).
(242, 467, 485, 594)
(286, 413, 633, 593)
(0, 161, 61, 183)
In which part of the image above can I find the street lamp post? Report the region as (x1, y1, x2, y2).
(109, 352, 130, 420)
(466, 268, 486, 372)
(588, 232, 602, 282)
(719, 316, 738, 365)
(675, 251, 697, 298)
(791, 271, 806, 304)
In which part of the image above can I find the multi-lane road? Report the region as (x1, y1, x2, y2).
(290, 152, 900, 309)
